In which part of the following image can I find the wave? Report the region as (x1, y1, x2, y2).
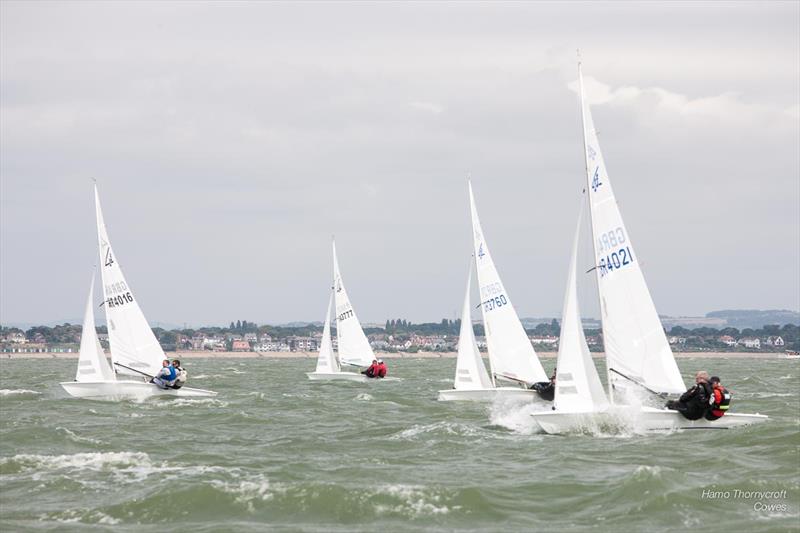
(56, 427, 104, 445)
(0, 389, 41, 396)
(1, 451, 151, 475)
(355, 393, 373, 401)
(390, 421, 482, 440)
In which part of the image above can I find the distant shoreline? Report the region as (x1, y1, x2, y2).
(0, 351, 788, 360)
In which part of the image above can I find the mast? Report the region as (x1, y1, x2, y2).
(473, 252, 496, 388)
(576, 54, 615, 403)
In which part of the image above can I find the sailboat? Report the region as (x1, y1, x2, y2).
(531, 62, 767, 433)
(60, 185, 216, 400)
(307, 240, 379, 381)
(306, 290, 367, 381)
(438, 183, 549, 401)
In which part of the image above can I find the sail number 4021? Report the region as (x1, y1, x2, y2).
(599, 247, 634, 277)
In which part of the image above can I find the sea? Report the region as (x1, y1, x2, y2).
(1, 356, 798, 532)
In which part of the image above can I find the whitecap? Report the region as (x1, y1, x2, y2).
(56, 427, 104, 445)
(355, 393, 373, 401)
(0, 389, 41, 396)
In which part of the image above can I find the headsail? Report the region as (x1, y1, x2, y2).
(453, 267, 494, 390)
(314, 291, 340, 373)
(553, 201, 608, 411)
(75, 270, 116, 382)
(578, 65, 685, 397)
(332, 240, 376, 367)
(95, 185, 166, 378)
(468, 181, 547, 384)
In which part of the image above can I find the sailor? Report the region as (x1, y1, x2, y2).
(665, 371, 713, 420)
(170, 359, 188, 389)
(362, 359, 378, 378)
(376, 359, 387, 378)
(151, 359, 177, 389)
(705, 376, 731, 421)
(530, 368, 556, 401)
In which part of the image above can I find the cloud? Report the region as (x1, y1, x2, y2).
(408, 101, 444, 115)
(567, 76, 797, 126)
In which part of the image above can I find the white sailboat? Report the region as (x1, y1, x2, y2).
(308, 240, 386, 381)
(439, 183, 549, 401)
(437, 268, 502, 400)
(531, 62, 767, 433)
(60, 185, 216, 400)
(306, 289, 367, 381)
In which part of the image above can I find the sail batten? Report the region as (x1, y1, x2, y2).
(468, 181, 547, 384)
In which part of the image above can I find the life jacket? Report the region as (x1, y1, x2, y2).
(708, 386, 731, 418)
(377, 363, 387, 378)
(175, 367, 187, 383)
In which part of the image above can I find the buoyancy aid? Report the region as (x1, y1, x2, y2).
(377, 362, 387, 378)
(708, 386, 731, 419)
(171, 366, 187, 388)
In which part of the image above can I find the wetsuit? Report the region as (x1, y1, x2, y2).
(666, 381, 712, 420)
(531, 381, 555, 401)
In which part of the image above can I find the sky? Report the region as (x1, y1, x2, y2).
(1, 1, 798, 327)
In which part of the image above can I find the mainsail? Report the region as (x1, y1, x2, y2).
(453, 268, 494, 390)
(468, 181, 547, 384)
(553, 202, 608, 411)
(578, 65, 685, 397)
(332, 240, 376, 367)
(314, 291, 340, 373)
(95, 185, 166, 378)
(75, 270, 116, 382)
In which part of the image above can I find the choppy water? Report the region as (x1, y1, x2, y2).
(1, 357, 798, 532)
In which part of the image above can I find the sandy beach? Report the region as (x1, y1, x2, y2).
(1, 351, 789, 360)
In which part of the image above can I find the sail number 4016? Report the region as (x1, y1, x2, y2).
(107, 292, 133, 308)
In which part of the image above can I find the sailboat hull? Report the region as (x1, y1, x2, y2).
(306, 372, 367, 382)
(60, 381, 217, 400)
(531, 406, 768, 434)
(437, 387, 540, 402)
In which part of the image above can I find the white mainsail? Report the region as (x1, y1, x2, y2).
(75, 271, 116, 382)
(553, 202, 608, 412)
(332, 240, 375, 367)
(468, 181, 547, 384)
(453, 268, 494, 390)
(94, 185, 166, 378)
(314, 291, 340, 373)
(578, 65, 685, 398)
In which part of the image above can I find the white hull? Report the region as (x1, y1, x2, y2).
(437, 387, 540, 402)
(60, 380, 217, 400)
(306, 372, 367, 382)
(531, 406, 768, 434)
(306, 372, 399, 382)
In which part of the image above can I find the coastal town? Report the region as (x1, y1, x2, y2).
(2, 319, 797, 355)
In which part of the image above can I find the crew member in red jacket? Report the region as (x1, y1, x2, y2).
(362, 360, 379, 378)
(376, 359, 387, 378)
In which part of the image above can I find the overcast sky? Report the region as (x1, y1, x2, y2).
(1, 1, 798, 327)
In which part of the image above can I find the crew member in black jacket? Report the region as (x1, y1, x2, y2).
(666, 371, 712, 420)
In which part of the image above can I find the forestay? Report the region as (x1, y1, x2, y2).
(332, 240, 376, 367)
(95, 185, 166, 378)
(75, 271, 116, 382)
(468, 181, 547, 384)
(314, 291, 340, 373)
(553, 202, 608, 412)
(578, 66, 685, 397)
(453, 269, 494, 390)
